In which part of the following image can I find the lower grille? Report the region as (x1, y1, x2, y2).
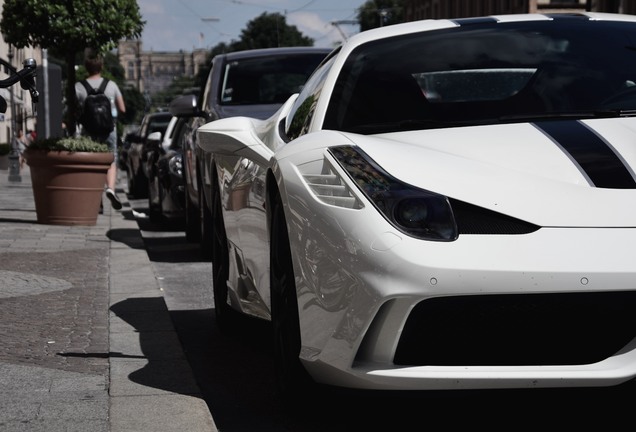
(394, 291, 636, 366)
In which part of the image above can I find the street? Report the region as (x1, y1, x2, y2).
(128, 197, 634, 431)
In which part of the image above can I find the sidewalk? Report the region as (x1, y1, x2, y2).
(0, 164, 217, 432)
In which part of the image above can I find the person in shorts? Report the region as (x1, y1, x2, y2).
(75, 49, 126, 210)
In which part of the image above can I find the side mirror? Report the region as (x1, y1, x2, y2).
(169, 94, 201, 117)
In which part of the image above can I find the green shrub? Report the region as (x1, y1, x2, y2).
(0, 142, 10, 156)
(28, 136, 110, 153)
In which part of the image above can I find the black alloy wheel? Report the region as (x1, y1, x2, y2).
(199, 179, 213, 260)
(148, 175, 162, 223)
(211, 175, 232, 331)
(184, 171, 200, 242)
(270, 189, 313, 401)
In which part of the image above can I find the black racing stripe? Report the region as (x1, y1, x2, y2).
(534, 120, 636, 189)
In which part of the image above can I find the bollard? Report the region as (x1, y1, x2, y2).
(8, 149, 21, 182)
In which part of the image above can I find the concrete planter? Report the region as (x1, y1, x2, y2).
(25, 148, 113, 226)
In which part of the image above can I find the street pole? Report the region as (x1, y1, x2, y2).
(7, 44, 20, 183)
(43, 49, 50, 138)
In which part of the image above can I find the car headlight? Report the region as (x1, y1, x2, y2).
(168, 154, 183, 177)
(329, 145, 458, 241)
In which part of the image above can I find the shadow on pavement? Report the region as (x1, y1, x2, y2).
(109, 297, 205, 395)
(106, 228, 146, 249)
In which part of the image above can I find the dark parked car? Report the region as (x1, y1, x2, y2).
(176, 46, 331, 256)
(126, 111, 172, 198)
(146, 96, 197, 223)
(118, 125, 140, 171)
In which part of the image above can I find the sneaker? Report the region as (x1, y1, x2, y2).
(105, 188, 122, 210)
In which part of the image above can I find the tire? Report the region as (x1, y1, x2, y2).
(148, 176, 162, 223)
(126, 164, 135, 196)
(211, 177, 232, 331)
(184, 171, 200, 242)
(270, 190, 313, 400)
(133, 171, 148, 199)
(199, 182, 213, 260)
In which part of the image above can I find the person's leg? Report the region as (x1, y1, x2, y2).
(106, 162, 117, 190)
(104, 130, 122, 210)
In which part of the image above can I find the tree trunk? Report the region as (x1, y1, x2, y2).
(65, 50, 78, 137)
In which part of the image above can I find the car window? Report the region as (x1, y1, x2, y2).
(200, 61, 216, 113)
(146, 114, 172, 137)
(285, 54, 337, 141)
(324, 19, 636, 134)
(170, 118, 188, 150)
(220, 53, 328, 105)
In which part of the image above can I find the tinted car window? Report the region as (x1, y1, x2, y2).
(324, 19, 636, 134)
(285, 54, 337, 141)
(220, 53, 328, 105)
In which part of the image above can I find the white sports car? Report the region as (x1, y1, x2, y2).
(196, 12, 636, 396)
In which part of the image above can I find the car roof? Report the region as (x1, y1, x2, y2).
(214, 46, 333, 62)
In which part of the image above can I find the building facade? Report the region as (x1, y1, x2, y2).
(117, 39, 208, 96)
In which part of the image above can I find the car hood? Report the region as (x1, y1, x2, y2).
(335, 118, 636, 227)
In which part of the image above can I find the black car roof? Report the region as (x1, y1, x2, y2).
(214, 46, 333, 62)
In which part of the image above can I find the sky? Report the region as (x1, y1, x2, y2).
(137, 0, 366, 52)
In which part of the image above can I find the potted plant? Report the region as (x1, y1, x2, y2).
(24, 136, 114, 226)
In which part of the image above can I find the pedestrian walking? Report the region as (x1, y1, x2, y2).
(75, 48, 126, 210)
(16, 129, 27, 169)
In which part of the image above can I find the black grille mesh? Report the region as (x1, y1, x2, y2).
(394, 291, 636, 366)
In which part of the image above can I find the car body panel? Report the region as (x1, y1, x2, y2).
(197, 13, 636, 390)
(178, 47, 331, 250)
(126, 111, 172, 197)
(147, 113, 189, 221)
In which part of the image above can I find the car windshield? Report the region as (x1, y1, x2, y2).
(220, 53, 328, 105)
(324, 17, 636, 134)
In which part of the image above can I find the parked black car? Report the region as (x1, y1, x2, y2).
(146, 96, 197, 223)
(125, 111, 172, 198)
(176, 46, 331, 256)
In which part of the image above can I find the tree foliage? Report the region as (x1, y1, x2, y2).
(151, 75, 201, 110)
(210, 12, 314, 54)
(0, 0, 145, 136)
(187, 12, 314, 112)
(357, 0, 405, 31)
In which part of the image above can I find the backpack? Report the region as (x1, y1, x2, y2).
(79, 78, 113, 136)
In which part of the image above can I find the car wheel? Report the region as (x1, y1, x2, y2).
(211, 176, 232, 331)
(126, 164, 135, 196)
(148, 175, 162, 223)
(184, 171, 200, 242)
(270, 189, 313, 400)
(199, 181, 213, 259)
(133, 170, 148, 199)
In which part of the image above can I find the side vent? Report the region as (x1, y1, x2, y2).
(302, 159, 363, 209)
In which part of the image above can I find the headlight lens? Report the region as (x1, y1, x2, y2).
(329, 145, 458, 241)
(168, 154, 183, 177)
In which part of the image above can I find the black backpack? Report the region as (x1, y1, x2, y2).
(79, 79, 113, 136)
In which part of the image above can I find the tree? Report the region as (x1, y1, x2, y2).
(0, 0, 145, 136)
(230, 12, 314, 51)
(197, 12, 314, 109)
(357, 0, 405, 31)
(152, 75, 200, 109)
